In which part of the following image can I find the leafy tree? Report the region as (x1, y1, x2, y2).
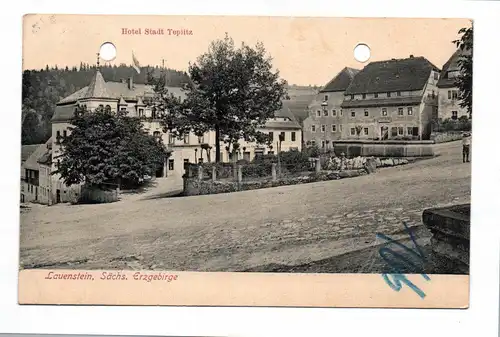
(151, 34, 288, 162)
(54, 107, 170, 189)
(453, 25, 473, 118)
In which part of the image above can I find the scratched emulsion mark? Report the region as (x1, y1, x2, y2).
(376, 222, 430, 299)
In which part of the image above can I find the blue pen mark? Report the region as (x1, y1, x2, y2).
(376, 221, 430, 299)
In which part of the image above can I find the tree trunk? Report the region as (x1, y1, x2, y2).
(215, 126, 221, 163)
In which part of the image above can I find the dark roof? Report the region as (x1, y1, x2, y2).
(57, 72, 186, 105)
(341, 95, 423, 108)
(23, 138, 52, 170)
(21, 144, 41, 163)
(437, 48, 472, 88)
(320, 67, 359, 92)
(345, 56, 440, 95)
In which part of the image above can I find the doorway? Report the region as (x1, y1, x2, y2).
(56, 189, 61, 203)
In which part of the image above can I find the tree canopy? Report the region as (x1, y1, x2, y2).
(54, 107, 169, 188)
(150, 34, 288, 162)
(453, 25, 473, 117)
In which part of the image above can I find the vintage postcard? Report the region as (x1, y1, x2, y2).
(19, 15, 472, 307)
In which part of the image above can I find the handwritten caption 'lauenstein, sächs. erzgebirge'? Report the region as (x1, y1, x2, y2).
(376, 222, 431, 299)
(44, 271, 179, 283)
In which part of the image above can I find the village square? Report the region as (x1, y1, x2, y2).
(20, 25, 472, 273)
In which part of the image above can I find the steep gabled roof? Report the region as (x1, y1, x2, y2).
(22, 138, 52, 171)
(82, 70, 111, 99)
(345, 56, 440, 95)
(437, 48, 472, 88)
(265, 102, 302, 129)
(320, 67, 359, 93)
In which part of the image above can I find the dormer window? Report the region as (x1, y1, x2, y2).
(397, 91, 401, 97)
(350, 94, 354, 100)
(138, 108, 144, 117)
(374, 93, 379, 98)
(362, 94, 366, 99)
(387, 92, 391, 98)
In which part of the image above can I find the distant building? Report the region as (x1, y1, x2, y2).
(340, 56, 440, 140)
(437, 49, 472, 121)
(303, 67, 359, 150)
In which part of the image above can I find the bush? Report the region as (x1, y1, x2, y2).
(433, 117, 471, 132)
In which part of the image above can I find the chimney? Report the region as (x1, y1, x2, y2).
(410, 54, 414, 58)
(128, 77, 133, 90)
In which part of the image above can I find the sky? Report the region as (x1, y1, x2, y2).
(23, 15, 471, 86)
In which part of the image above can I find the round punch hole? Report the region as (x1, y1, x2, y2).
(99, 42, 117, 62)
(354, 43, 371, 63)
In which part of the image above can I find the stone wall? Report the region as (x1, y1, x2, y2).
(182, 156, 408, 196)
(332, 140, 434, 158)
(430, 131, 463, 143)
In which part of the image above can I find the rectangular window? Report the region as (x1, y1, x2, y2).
(280, 132, 285, 141)
(452, 111, 458, 120)
(448, 90, 452, 99)
(374, 93, 379, 98)
(332, 125, 337, 132)
(63, 130, 67, 138)
(398, 108, 404, 116)
(387, 92, 391, 98)
(382, 108, 387, 116)
(332, 109, 337, 116)
(398, 127, 404, 135)
(198, 135, 205, 144)
(339, 125, 343, 132)
(321, 140, 326, 148)
(321, 125, 326, 132)
(397, 91, 402, 97)
(168, 159, 174, 170)
(311, 125, 316, 132)
(168, 134, 175, 144)
(340, 109, 343, 117)
(323, 109, 329, 117)
(391, 127, 398, 137)
(452, 91, 458, 99)
(324, 94, 329, 101)
(434, 72, 439, 80)
(351, 111, 356, 117)
(407, 127, 413, 135)
(291, 132, 296, 141)
(183, 134, 189, 144)
(316, 110, 321, 117)
(364, 109, 369, 117)
(269, 131, 274, 140)
(407, 107, 413, 115)
(350, 128, 356, 136)
(362, 93, 366, 99)
(120, 107, 127, 111)
(363, 128, 369, 135)
(139, 108, 144, 116)
(56, 131, 61, 142)
(350, 94, 354, 99)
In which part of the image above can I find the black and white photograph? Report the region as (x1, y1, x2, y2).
(19, 15, 472, 307)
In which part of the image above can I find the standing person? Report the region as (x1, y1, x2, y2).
(462, 133, 471, 163)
